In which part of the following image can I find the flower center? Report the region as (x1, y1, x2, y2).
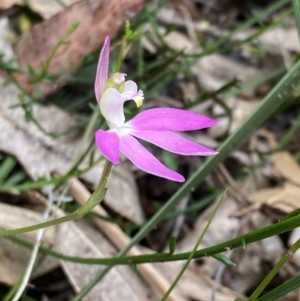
(99, 73, 144, 130)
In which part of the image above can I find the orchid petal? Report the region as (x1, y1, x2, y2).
(100, 88, 126, 128)
(95, 129, 120, 164)
(119, 134, 184, 182)
(122, 80, 143, 105)
(127, 108, 217, 131)
(128, 129, 218, 156)
(95, 36, 110, 103)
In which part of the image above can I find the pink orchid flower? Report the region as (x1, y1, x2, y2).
(95, 37, 218, 182)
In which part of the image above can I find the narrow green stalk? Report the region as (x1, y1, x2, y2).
(160, 192, 225, 301)
(54, 0, 67, 8)
(257, 274, 300, 301)
(72, 111, 99, 165)
(8, 212, 300, 266)
(0, 160, 112, 236)
(1, 170, 75, 192)
(115, 38, 127, 73)
(42, 22, 80, 75)
(67, 138, 98, 176)
(292, 0, 300, 41)
(0, 150, 103, 193)
(248, 239, 300, 301)
(277, 110, 300, 149)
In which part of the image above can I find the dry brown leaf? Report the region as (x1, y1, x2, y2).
(0, 237, 59, 286)
(0, 16, 83, 179)
(223, 211, 284, 294)
(175, 174, 280, 296)
(56, 220, 154, 301)
(147, 31, 262, 91)
(0, 202, 55, 243)
(193, 54, 262, 91)
(163, 31, 194, 52)
(157, 6, 299, 55)
(210, 97, 259, 138)
(69, 178, 184, 301)
(107, 163, 145, 224)
(273, 151, 300, 186)
(0, 202, 59, 285)
(12, 0, 146, 96)
(252, 182, 300, 213)
(180, 269, 243, 301)
(288, 227, 300, 256)
(176, 197, 240, 253)
(229, 25, 300, 54)
(153, 261, 245, 301)
(164, 35, 262, 92)
(0, 79, 80, 177)
(142, 28, 195, 54)
(253, 25, 300, 54)
(0, 0, 80, 19)
(0, 18, 14, 61)
(158, 10, 300, 55)
(250, 211, 284, 254)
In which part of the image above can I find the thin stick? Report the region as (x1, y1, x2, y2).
(69, 177, 185, 301)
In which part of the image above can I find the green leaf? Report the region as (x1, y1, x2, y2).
(67, 21, 80, 35)
(212, 254, 236, 266)
(168, 236, 176, 255)
(257, 274, 300, 301)
(241, 238, 246, 249)
(162, 150, 178, 170)
(292, 0, 300, 40)
(0, 156, 16, 186)
(131, 262, 138, 274)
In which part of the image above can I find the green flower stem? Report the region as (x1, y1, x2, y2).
(248, 239, 300, 301)
(9, 212, 300, 267)
(0, 160, 112, 236)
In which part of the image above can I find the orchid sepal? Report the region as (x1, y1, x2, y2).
(95, 36, 110, 103)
